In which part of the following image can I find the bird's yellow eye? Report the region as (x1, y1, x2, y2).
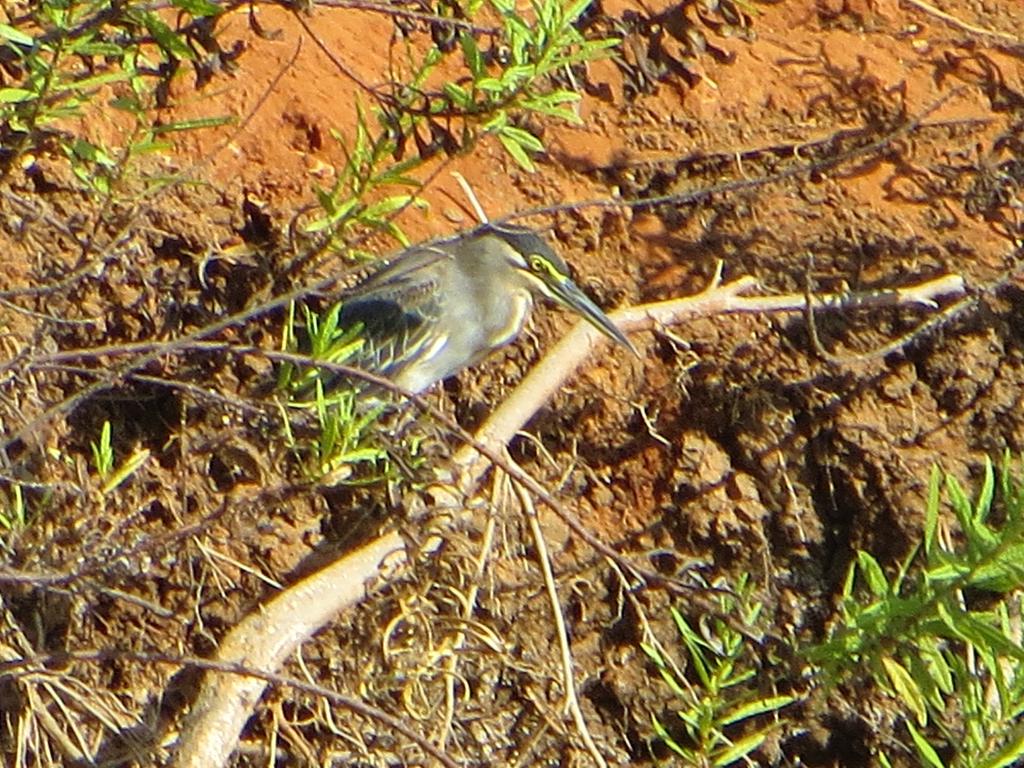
(528, 254, 557, 277)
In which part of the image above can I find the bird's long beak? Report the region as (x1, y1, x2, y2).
(556, 279, 638, 356)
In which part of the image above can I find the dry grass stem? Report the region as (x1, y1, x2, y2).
(515, 475, 607, 768)
(902, 0, 1023, 46)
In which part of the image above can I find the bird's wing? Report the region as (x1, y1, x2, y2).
(335, 245, 451, 378)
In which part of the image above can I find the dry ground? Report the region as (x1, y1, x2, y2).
(2, 0, 1024, 765)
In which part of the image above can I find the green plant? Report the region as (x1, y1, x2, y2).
(90, 420, 115, 480)
(304, 0, 618, 242)
(646, 457, 1024, 766)
(0, 482, 27, 533)
(449, 0, 619, 170)
(306, 105, 422, 247)
(90, 420, 150, 495)
(278, 301, 367, 398)
(643, 573, 795, 767)
(811, 456, 1024, 768)
(278, 302, 392, 484)
(308, 385, 390, 484)
(0, 1, 231, 191)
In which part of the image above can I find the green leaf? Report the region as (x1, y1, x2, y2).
(500, 125, 544, 151)
(958, 612, 1024, 662)
(151, 115, 235, 132)
(498, 130, 536, 172)
(523, 87, 582, 107)
(906, 651, 944, 713)
(926, 558, 970, 585)
(564, 0, 597, 26)
(66, 39, 125, 57)
(925, 465, 941, 557)
(110, 94, 144, 112)
(307, 196, 360, 232)
(918, 641, 953, 695)
(475, 77, 505, 93)
(171, 0, 223, 16)
(964, 515, 999, 553)
(720, 694, 795, 726)
(712, 730, 767, 767)
(143, 13, 194, 60)
(0, 88, 35, 103)
(651, 715, 692, 760)
(0, 23, 35, 47)
(361, 194, 420, 221)
(906, 720, 946, 768)
(443, 81, 472, 108)
(500, 63, 534, 87)
(482, 111, 508, 133)
(857, 550, 889, 597)
(672, 608, 714, 688)
(326, 448, 387, 467)
(643, 642, 687, 698)
(976, 723, 1024, 768)
(640, 641, 663, 666)
(461, 33, 485, 79)
(71, 139, 115, 167)
(881, 656, 927, 726)
(101, 448, 151, 495)
(946, 475, 973, 532)
(970, 547, 1024, 591)
(52, 70, 130, 94)
(976, 458, 995, 522)
(840, 556, 858, 601)
(892, 540, 919, 593)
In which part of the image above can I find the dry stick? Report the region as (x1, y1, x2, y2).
(515, 476, 607, 768)
(452, 267, 965, 479)
(172, 269, 965, 768)
(902, 0, 1024, 47)
(451, 171, 490, 224)
(175, 532, 409, 768)
(436, 482, 500, 752)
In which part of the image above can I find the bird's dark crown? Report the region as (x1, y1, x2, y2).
(480, 223, 569, 276)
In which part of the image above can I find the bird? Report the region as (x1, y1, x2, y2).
(301, 222, 636, 396)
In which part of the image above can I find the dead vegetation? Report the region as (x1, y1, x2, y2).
(2, 0, 1024, 766)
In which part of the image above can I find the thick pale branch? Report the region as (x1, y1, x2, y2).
(457, 271, 965, 477)
(175, 532, 406, 768)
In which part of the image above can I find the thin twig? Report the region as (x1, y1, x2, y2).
(901, 0, 1024, 48)
(291, 7, 382, 103)
(436, 481, 499, 751)
(802, 255, 977, 365)
(501, 87, 963, 223)
(451, 171, 489, 224)
(515, 475, 607, 768)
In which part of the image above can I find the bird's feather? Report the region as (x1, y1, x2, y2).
(333, 244, 451, 381)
